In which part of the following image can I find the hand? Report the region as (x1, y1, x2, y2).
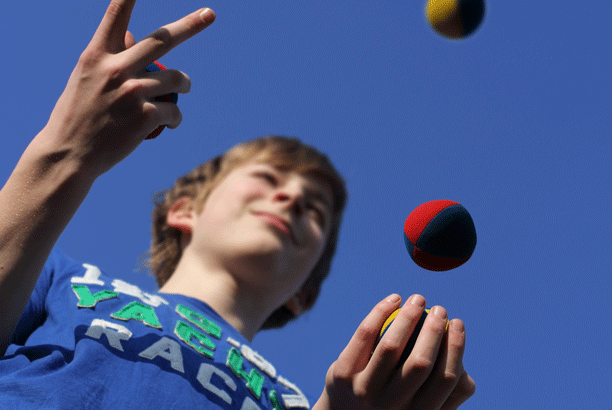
(40, 0, 215, 177)
(314, 294, 475, 410)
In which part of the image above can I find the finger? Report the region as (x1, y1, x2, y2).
(155, 101, 183, 129)
(124, 8, 216, 72)
(92, 0, 138, 53)
(125, 31, 136, 49)
(140, 69, 191, 97)
(163, 106, 183, 129)
(334, 294, 402, 378)
(384, 305, 447, 406)
(141, 100, 182, 138)
(439, 372, 476, 410)
(361, 294, 426, 397)
(409, 319, 467, 410)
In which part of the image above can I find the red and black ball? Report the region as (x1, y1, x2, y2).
(144, 61, 178, 140)
(404, 200, 476, 271)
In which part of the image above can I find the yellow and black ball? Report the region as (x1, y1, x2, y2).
(426, 0, 485, 39)
(376, 308, 449, 365)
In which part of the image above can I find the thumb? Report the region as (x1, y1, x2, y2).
(124, 31, 136, 49)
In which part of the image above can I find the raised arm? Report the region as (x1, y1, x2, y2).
(0, 0, 215, 355)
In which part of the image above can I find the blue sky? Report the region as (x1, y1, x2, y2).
(1, 1, 610, 409)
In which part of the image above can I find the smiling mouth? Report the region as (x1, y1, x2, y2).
(252, 212, 295, 243)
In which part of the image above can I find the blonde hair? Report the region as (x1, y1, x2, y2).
(147, 136, 347, 329)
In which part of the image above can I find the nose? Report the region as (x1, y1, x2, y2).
(273, 189, 305, 217)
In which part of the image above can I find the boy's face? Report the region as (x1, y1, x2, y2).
(182, 160, 334, 307)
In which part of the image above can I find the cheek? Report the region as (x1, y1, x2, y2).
(302, 224, 329, 263)
(204, 181, 266, 217)
(241, 181, 270, 202)
(225, 179, 270, 205)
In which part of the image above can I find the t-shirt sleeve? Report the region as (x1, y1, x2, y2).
(9, 249, 63, 345)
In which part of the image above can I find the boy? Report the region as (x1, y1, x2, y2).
(0, 0, 474, 409)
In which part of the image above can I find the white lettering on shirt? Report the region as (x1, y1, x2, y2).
(139, 336, 185, 373)
(84, 319, 132, 352)
(197, 363, 237, 405)
(278, 375, 310, 409)
(240, 397, 262, 410)
(111, 279, 169, 307)
(71, 263, 105, 286)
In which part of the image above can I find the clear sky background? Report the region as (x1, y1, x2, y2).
(1, 1, 610, 409)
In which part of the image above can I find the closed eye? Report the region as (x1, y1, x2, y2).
(307, 202, 327, 228)
(255, 171, 278, 186)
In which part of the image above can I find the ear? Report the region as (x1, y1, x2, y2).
(167, 197, 196, 239)
(284, 294, 305, 317)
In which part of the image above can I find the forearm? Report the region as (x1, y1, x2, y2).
(0, 129, 96, 354)
(0, 0, 215, 356)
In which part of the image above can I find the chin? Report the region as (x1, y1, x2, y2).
(243, 229, 290, 253)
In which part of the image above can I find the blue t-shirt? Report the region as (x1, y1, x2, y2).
(0, 250, 312, 409)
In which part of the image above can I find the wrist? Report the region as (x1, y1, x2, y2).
(24, 126, 101, 188)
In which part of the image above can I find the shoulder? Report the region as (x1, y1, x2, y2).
(41, 248, 93, 283)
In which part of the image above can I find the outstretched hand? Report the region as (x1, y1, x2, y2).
(40, 0, 215, 177)
(314, 294, 475, 410)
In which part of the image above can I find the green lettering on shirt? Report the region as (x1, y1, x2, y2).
(269, 390, 282, 410)
(110, 301, 162, 329)
(174, 320, 216, 358)
(227, 347, 264, 399)
(71, 284, 118, 308)
(175, 304, 222, 339)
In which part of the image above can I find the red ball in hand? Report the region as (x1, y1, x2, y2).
(404, 200, 476, 271)
(144, 61, 178, 140)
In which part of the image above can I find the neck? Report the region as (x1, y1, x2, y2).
(157, 248, 274, 342)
